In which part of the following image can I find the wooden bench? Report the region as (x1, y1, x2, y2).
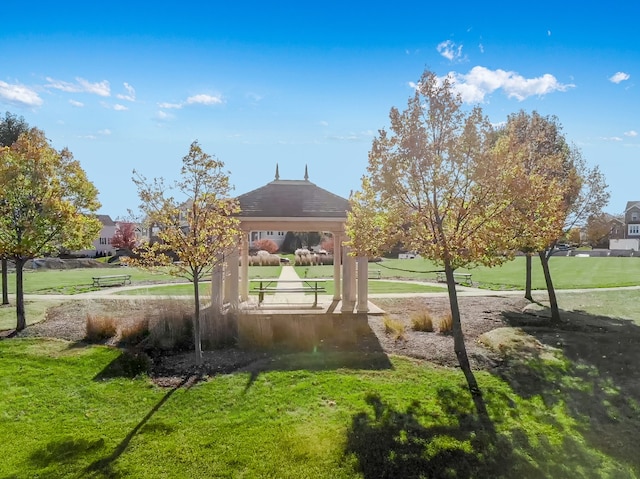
(368, 269, 382, 279)
(435, 272, 472, 286)
(250, 279, 327, 307)
(356, 269, 382, 279)
(92, 274, 132, 287)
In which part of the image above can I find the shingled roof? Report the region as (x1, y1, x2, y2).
(236, 167, 349, 218)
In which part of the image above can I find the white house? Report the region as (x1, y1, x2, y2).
(74, 215, 117, 257)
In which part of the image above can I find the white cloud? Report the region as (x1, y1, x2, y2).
(441, 66, 574, 103)
(601, 136, 623, 142)
(186, 94, 223, 105)
(609, 72, 630, 84)
(116, 82, 136, 101)
(69, 99, 84, 107)
(246, 92, 263, 103)
(624, 130, 638, 137)
(319, 120, 329, 127)
(437, 40, 464, 62)
(155, 110, 174, 120)
(113, 104, 128, 111)
(478, 43, 484, 54)
(98, 129, 111, 136)
(46, 77, 110, 96)
(158, 102, 183, 109)
(0, 80, 43, 107)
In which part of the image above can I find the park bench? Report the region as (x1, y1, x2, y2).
(368, 269, 382, 279)
(92, 274, 132, 287)
(250, 279, 327, 307)
(435, 272, 472, 286)
(355, 268, 382, 279)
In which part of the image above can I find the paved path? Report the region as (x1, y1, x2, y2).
(10, 274, 640, 304)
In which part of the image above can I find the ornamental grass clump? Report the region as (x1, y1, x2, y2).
(119, 318, 150, 347)
(146, 300, 194, 351)
(438, 312, 453, 335)
(382, 314, 406, 341)
(411, 310, 434, 332)
(85, 315, 117, 342)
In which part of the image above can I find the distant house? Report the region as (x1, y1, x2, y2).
(609, 201, 640, 250)
(74, 215, 117, 257)
(625, 201, 640, 238)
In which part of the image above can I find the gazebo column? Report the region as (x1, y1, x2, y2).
(210, 253, 224, 313)
(341, 246, 356, 312)
(240, 231, 250, 301)
(356, 256, 369, 313)
(228, 244, 240, 310)
(332, 232, 342, 301)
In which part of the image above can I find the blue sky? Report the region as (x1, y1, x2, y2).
(1, 1, 638, 218)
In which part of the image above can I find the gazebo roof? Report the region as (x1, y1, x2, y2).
(236, 167, 349, 219)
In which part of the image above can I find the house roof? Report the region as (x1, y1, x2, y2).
(625, 201, 640, 212)
(97, 214, 115, 226)
(236, 179, 349, 218)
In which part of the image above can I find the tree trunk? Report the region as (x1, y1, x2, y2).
(2, 258, 8, 305)
(15, 258, 26, 331)
(444, 261, 492, 429)
(192, 280, 203, 366)
(539, 250, 561, 323)
(524, 254, 533, 301)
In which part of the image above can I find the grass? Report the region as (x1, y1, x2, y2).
(5, 267, 179, 295)
(0, 338, 636, 478)
(0, 300, 61, 330)
(537, 289, 640, 324)
(379, 256, 640, 290)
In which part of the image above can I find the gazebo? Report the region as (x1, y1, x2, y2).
(209, 165, 371, 313)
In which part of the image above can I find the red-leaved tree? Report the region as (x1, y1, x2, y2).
(253, 239, 278, 254)
(112, 222, 138, 250)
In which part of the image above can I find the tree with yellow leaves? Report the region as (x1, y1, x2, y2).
(0, 128, 102, 331)
(130, 141, 240, 366)
(495, 111, 608, 321)
(347, 70, 520, 422)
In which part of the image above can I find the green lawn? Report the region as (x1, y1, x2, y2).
(0, 300, 62, 330)
(377, 256, 640, 290)
(5, 267, 179, 295)
(0, 338, 635, 478)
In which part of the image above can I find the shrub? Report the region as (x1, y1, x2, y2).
(253, 239, 278, 254)
(411, 311, 434, 332)
(85, 315, 117, 342)
(146, 300, 194, 351)
(382, 315, 406, 341)
(438, 312, 453, 334)
(119, 318, 150, 346)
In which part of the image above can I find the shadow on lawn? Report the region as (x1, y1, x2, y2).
(499, 308, 640, 474)
(345, 388, 628, 479)
(23, 374, 198, 479)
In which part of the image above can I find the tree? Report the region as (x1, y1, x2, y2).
(129, 141, 240, 366)
(0, 112, 30, 305)
(586, 213, 620, 248)
(492, 111, 571, 301)
(111, 222, 138, 250)
(0, 128, 101, 330)
(347, 70, 519, 423)
(253, 238, 278, 254)
(495, 111, 609, 320)
(320, 234, 334, 254)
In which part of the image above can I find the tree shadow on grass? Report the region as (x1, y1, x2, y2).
(22, 374, 196, 479)
(345, 388, 629, 479)
(499, 308, 640, 474)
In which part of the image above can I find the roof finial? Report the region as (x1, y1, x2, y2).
(304, 164, 309, 181)
(275, 163, 280, 180)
